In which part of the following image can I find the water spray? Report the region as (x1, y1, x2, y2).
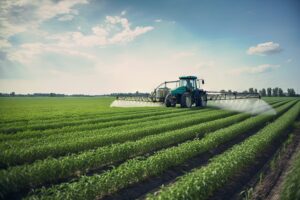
(110, 100, 164, 107)
(208, 99, 276, 115)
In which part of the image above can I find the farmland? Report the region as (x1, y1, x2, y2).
(0, 97, 300, 200)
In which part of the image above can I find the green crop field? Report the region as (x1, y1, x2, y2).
(0, 97, 300, 200)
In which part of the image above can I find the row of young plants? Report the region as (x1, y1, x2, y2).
(0, 107, 186, 134)
(0, 99, 285, 143)
(281, 146, 300, 200)
(4, 99, 287, 150)
(0, 109, 213, 151)
(0, 112, 249, 197)
(0, 106, 161, 128)
(23, 101, 297, 200)
(0, 108, 207, 149)
(1, 99, 287, 145)
(146, 101, 300, 200)
(0, 109, 234, 167)
(0, 98, 283, 136)
(0, 106, 160, 130)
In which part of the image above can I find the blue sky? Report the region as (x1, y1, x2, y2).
(0, 0, 299, 94)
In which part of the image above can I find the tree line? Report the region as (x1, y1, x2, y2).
(251, 88, 297, 97)
(220, 88, 297, 97)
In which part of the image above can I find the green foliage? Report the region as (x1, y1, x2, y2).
(147, 101, 300, 200)
(281, 150, 300, 200)
(0, 97, 298, 200)
(0, 109, 232, 167)
(23, 101, 297, 200)
(0, 112, 249, 197)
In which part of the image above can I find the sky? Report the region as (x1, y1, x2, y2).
(0, 0, 299, 95)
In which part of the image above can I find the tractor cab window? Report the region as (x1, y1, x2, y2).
(180, 79, 196, 89)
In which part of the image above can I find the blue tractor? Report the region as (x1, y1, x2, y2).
(164, 76, 207, 108)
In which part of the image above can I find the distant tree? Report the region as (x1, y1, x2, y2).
(260, 88, 267, 97)
(278, 88, 284, 97)
(254, 88, 258, 93)
(249, 88, 254, 93)
(287, 88, 296, 97)
(228, 90, 232, 93)
(272, 87, 279, 97)
(267, 88, 272, 97)
(10, 92, 15, 96)
(220, 90, 226, 93)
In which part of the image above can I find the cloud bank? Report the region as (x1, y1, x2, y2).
(247, 41, 282, 56)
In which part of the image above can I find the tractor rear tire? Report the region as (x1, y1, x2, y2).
(201, 94, 207, 107)
(181, 92, 193, 108)
(165, 94, 176, 107)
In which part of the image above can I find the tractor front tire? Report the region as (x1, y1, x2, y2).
(165, 94, 176, 107)
(181, 92, 193, 108)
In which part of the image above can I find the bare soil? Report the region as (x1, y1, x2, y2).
(249, 122, 300, 200)
(228, 121, 300, 200)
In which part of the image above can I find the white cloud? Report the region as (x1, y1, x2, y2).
(0, 0, 88, 38)
(109, 26, 154, 44)
(155, 19, 162, 22)
(7, 14, 154, 63)
(286, 58, 292, 63)
(58, 14, 74, 21)
(230, 64, 280, 75)
(7, 43, 96, 64)
(0, 39, 11, 48)
(247, 41, 282, 56)
(34, 0, 87, 22)
(46, 15, 153, 48)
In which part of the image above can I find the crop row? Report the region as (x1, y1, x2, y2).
(0, 102, 167, 125)
(0, 107, 188, 134)
(1, 99, 288, 146)
(0, 109, 234, 167)
(23, 101, 297, 200)
(0, 108, 213, 149)
(281, 146, 300, 200)
(146, 101, 300, 200)
(0, 98, 283, 132)
(0, 102, 285, 151)
(0, 108, 210, 148)
(0, 107, 163, 131)
(0, 112, 249, 197)
(0, 106, 160, 127)
(0, 99, 286, 141)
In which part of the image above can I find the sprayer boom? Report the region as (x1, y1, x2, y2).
(111, 75, 260, 108)
(207, 91, 260, 101)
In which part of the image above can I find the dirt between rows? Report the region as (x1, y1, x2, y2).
(233, 121, 300, 200)
(102, 122, 269, 200)
(103, 119, 300, 200)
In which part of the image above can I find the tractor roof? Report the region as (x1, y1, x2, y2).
(179, 76, 198, 80)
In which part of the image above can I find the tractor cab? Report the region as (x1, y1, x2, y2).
(171, 76, 203, 96)
(179, 76, 198, 90)
(165, 76, 207, 108)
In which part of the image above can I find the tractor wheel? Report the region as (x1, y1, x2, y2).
(181, 92, 193, 108)
(165, 94, 176, 107)
(201, 94, 207, 107)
